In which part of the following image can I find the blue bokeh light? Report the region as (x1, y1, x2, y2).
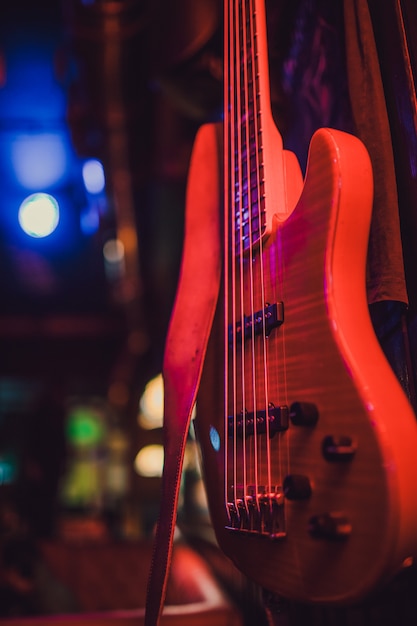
(11, 133, 68, 189)
(80, 203, 100, 235)
(82, 159, 106, 194)
(209, 426, 221, 452)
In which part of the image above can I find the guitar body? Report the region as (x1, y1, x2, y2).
(190, 122, 417, 604)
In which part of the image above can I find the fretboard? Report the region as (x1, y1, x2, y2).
(226, 0, 267, 256)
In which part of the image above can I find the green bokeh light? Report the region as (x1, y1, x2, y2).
(66, 407, 105, 447)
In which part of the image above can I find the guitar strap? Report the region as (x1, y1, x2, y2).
(144, 123, 222, 626)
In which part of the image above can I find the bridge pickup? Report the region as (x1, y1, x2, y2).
(228, 404, 289, 438)
(228, 302, 284, 344)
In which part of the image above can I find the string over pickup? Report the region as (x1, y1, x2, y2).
(228, 301, 284, 344)
(228, 404, 289, 438)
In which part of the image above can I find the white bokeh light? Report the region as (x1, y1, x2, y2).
(134, 445, 164, 478)
(18, 193, 60, 238)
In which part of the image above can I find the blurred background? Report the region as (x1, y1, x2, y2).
(0, 0, 225, 617)
(1, 0, 417, 622)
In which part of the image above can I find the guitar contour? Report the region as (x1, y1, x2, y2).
(184, 0, 417, 605)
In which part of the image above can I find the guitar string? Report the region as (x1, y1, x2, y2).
(223, 0, 231, 522)
(234, 0, 249, 516)
(227, 0, 279, 528)
(232, 0, 241, 519)
(260, 0, 280, 508)
(231, 0, 274, 526)
(225, 0, 288, 532)
(249, 0, 287, 516)
(242, 0, 260, 513)
(229, 0, 245, 519)
(230, 0, 241, 519)
(248, 0, 273, 504)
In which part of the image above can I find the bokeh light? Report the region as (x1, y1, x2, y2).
(11, 133, 67, 189)
(18, 192, 60, 238)
(134, 445, 164, 478)
(138, 374, 164, 430)
(82, 158, 105, 194)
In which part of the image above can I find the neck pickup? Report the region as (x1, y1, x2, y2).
(228, 301, 284, 344)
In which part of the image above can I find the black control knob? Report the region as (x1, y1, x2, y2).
(289, 402, 319, 427)
(308, 512, 352, 540)
(322, 435, 357, 462)
(283, 474, 312, 500)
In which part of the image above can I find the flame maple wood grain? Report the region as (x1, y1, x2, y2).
(194, 124, 417, 605)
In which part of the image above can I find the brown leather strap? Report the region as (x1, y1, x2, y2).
(145, 123, 222, 626)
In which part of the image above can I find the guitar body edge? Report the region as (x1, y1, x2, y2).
(318, 128, 417, 577)
(194, 127, 417, 605)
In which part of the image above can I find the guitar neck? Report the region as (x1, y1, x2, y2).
(224, 0, 287, 254)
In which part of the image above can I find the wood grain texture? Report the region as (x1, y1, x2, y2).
(195, 125, 417, 605)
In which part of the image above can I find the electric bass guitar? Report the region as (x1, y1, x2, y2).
(188, 0, 417, 605)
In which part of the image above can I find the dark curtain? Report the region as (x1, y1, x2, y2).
(267, 0, 417, 406)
